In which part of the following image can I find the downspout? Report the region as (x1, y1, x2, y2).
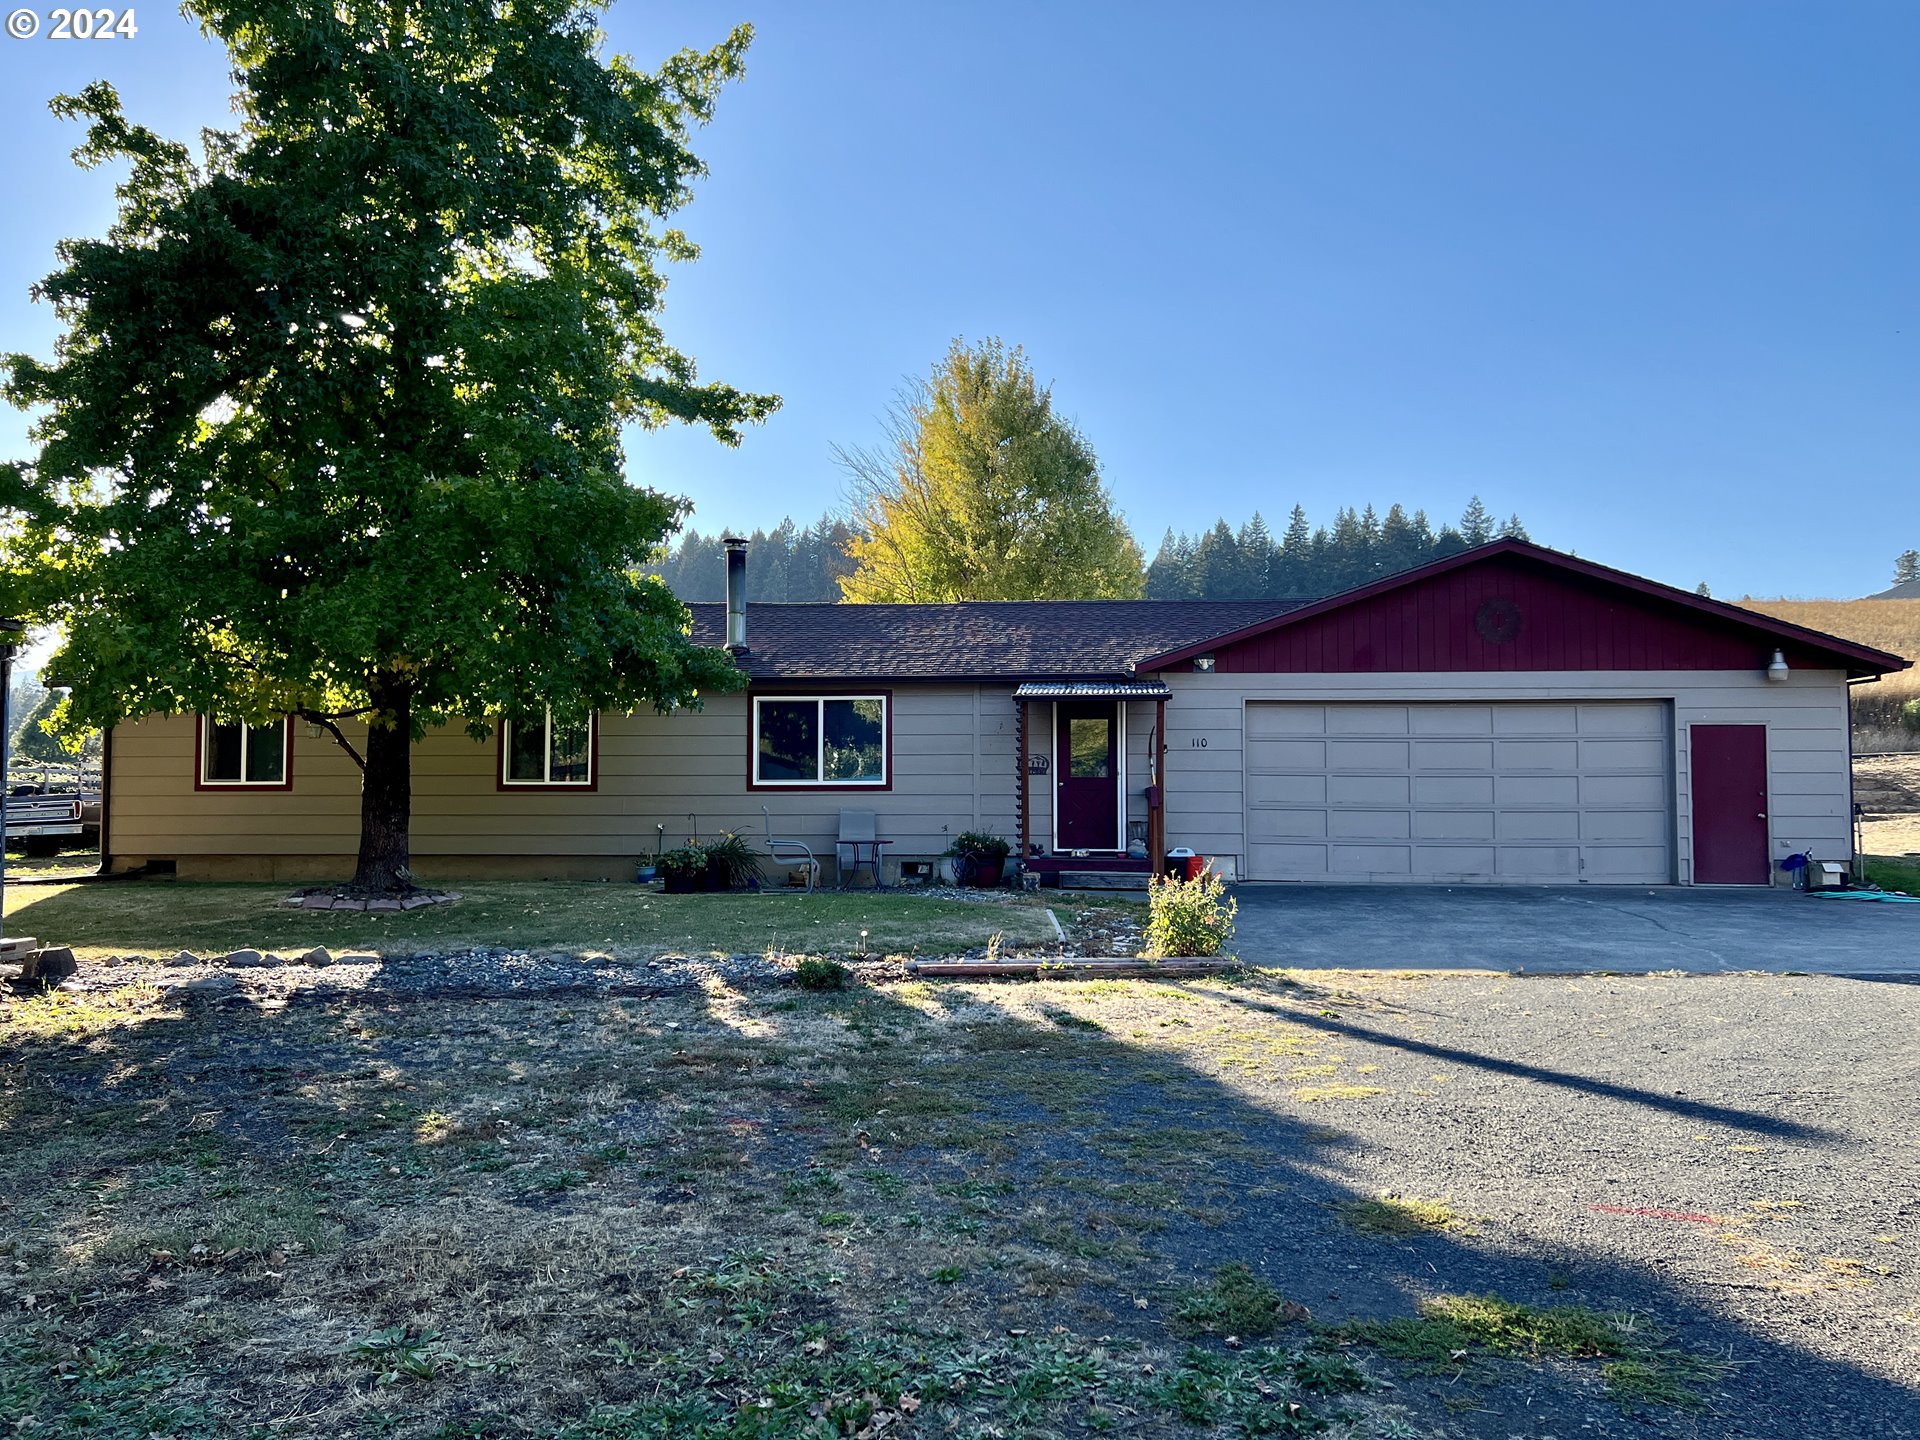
(96, 723, 114, 875)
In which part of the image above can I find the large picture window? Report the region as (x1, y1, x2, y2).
(500, 709, 594, 788)
(753, 695, 887, 787)
(199, 717, 290, 788)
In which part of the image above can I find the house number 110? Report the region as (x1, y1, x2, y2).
(1189, 737, 1208, 747)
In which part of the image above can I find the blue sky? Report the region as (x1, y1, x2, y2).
(2, 2, 1915, 598)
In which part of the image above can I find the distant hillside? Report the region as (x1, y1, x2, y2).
(1738, 597, 1920, 748)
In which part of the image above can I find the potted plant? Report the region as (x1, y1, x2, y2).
(704, 832, 763, 891)
(659, 844, 708, 894)
(948, 830, 1012, 888)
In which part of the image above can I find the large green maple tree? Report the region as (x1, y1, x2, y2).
(0, 1, 776, 890)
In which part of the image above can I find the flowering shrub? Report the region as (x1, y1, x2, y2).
(1143, 869, 1237, 959)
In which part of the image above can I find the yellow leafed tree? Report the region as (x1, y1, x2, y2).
(837, 338, 1145, 602)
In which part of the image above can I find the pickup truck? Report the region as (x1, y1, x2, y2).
(5, 785, 101, 855)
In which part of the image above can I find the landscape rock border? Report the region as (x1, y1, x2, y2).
(282, 889, 461, 912)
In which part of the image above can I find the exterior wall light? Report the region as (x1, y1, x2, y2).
(1193, 655, 1216, 673)
(1766, 649, 1789, 683)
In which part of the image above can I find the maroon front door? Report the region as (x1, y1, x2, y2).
(1056, 702, 1119, 850)
(1692, 724, 1770, 885)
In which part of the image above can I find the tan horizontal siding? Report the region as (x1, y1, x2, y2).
(110, 688, 1027, 872)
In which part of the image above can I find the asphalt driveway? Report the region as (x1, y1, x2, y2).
(1232, 884, 1920, 974)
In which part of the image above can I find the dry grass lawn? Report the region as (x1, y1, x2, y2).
(0, 968, 1769, 1439)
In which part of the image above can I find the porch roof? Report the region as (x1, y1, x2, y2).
(1011, 681, 1173, 700)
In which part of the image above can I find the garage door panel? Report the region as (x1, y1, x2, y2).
(1581, 738, 1667, 770)
(1582, 810, 1667, 842)
(1414, 810, 1495, 841)
(1247, 706, 1326, 738)
(1244, 700, 1671, 885)
(1249, 809, 1327, 840)
(1499, 811, 1581, 841)
(1248, 773, 1327, 806)
(1499, 845, 1580, 877)
(1498, 774, 1579, 807)
(1329, 810, 1412, 840)
(1329, 845, 1412, 875)
(1414, 740, 1495, 770)
(1581, 774, 1666, 806)
(1328, 705, 1409, 736)
(1498, 740, 1580, 770)
(1497, 705, 1577, 735)
(1248, 739, 1326, 770)
(1578, 704, 1665, 736)
(1250, 842, 1328, 876)
(1582, 845, 1669, 878)
(1328, 774, 1410, 805)
(1414, 845, 1498, 877)
(1411, 705, 1495, 736)
(1414, 774, 1495, 805)
(1328, 739, 1410, 770)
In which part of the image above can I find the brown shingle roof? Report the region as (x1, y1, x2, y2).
(685, 600, 1305, 681)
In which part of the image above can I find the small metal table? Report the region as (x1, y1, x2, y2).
(838, 838, 892, 889)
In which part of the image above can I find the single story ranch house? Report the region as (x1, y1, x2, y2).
(102, 539, 1908, 888)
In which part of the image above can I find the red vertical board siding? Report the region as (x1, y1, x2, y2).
(1217, 553, 1802, 674)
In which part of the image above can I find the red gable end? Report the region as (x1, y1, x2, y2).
(1139, 542, 1908, 678)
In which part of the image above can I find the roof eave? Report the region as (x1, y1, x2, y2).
(1135, 539, 1913, 677)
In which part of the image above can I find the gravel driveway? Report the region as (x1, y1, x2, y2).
(1061, 968, 1920, 1438)
(1232, 884, 1920, 974)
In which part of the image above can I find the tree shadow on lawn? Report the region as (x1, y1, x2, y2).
(0, 969, 1912, 1439)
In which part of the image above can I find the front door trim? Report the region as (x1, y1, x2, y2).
(1051, 700, 1126, 852)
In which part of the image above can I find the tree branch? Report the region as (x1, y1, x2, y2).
(297, 708, 366, 771)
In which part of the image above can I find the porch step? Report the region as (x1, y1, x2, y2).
(1055, 870, 1150, 890)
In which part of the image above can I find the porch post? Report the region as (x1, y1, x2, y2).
(1015, 697, 1029, 862)
(1148, 696, 1167, 868)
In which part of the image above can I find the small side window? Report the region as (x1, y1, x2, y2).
(200, 718, 290, 787)
(501, 709, 595, 788)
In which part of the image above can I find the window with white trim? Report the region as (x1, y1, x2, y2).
(201, 718, 289, 786)
(501, 709, 594, 787)
(753, 695, 887, 786)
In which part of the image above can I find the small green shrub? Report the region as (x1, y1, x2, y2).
(1144, 870, 1237, 958)
(1902, 698, 1920, 733)
(658, 845, 707, 879)
(947, 830, 1011, 861)
(794, 957, 850, 991)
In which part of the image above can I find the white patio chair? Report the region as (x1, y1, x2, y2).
(760, 807, 819, 893)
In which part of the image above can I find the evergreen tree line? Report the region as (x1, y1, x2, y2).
(1145, 497, 1528, 601)
(648, 514, 858, 602)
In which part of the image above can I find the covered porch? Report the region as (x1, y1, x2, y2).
(1012, 681, 1171, 888)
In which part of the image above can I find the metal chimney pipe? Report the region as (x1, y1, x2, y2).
(722, 537, 748, 652)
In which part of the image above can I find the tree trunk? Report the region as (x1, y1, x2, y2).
(352, 677, 413, 893)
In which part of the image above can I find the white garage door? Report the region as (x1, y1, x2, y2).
(1244, 702, 1672, 884)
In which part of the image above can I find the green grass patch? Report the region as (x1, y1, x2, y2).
(1863, 853, 1920, 894)
(1172, 1262, 1294, 1338)
(4, 881, 1058, 961)
(1333, 1293, 1720, 1408)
